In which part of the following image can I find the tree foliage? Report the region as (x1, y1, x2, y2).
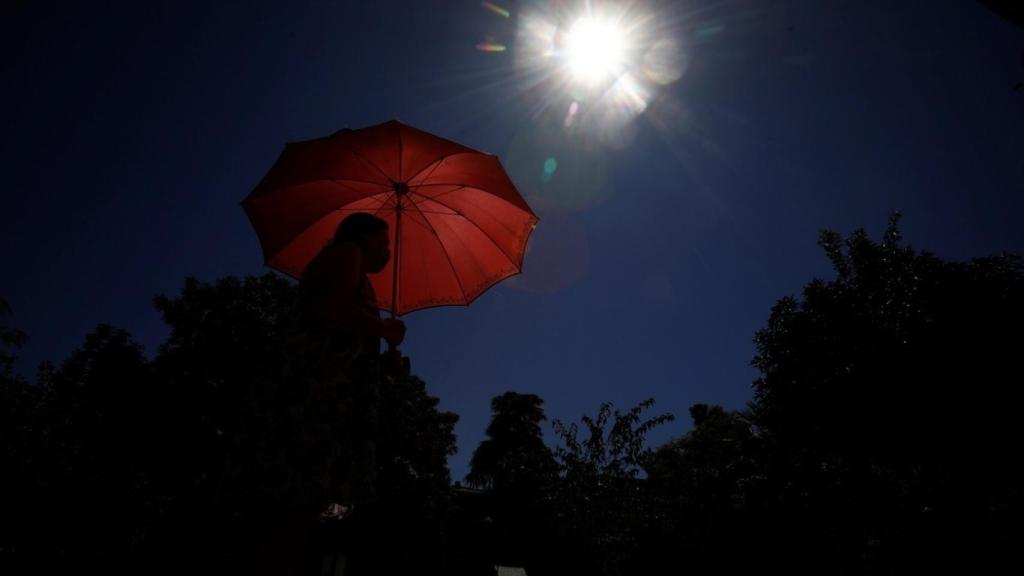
(467, 391, 556, 492)
(548, 399, 674, 576)
(750, 213, 1024, 571)
(460, 392, 558, 573)
(0, 298, 28, 378)
(641, 404, 765, 572)
(0, 274, 458, 574)
(5, 213, 1024, 574)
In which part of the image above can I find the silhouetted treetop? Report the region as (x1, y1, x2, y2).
(749, 213, 1024, 571)
(467, 391, 556, 491)
(0, 297, 28, 378)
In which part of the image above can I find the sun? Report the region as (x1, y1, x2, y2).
(564, 16, 628, 85)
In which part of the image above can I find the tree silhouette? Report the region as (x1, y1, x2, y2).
(0, 321, 174, 572)
(0, 298, 44, 568)
(0, 298, 28, 377)
(978, 0, 1024, 30)
(750, 213, 1024, 572)
(549, 398, 674, 576)
(642, 404, 765, 572)
(467, 392, 557, 491)
(0, 275, 459, 574)
(5, 212, 1024, 574)
(150, 272, 459, 574)
(462, 392, 558, 572)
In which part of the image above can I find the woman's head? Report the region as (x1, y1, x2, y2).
(333, 212, 390, 273)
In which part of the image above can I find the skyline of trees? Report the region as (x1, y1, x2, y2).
(3, 215, 1022, 574)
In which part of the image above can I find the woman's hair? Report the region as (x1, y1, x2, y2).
(333, 212, 388, 249)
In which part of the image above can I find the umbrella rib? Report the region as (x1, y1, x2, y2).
(405, 151, 481, 184)
(409, 183, 530, 210)
(409, 192, 518, 270)
(409, 182, 476, 188)
(413, 185, 467, 202)
(411, 190, 526, 255)
(393, 199, 440, 235)
(374, 192, 445, 260)
(326, 180, 392, 204)
(329, 177, 392, 188)
(411, 156, 446, 185)
(338, 144, 395, 183)
(372, 192, 396, 217)
(405, 196, 469, 303)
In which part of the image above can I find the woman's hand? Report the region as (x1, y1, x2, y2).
(378, 318, 406, 346)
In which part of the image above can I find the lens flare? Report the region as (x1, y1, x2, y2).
(476, 42, 507, 52)
(542, 157, 558, 181)
(641, 38, 686, 85)
(591, 72, 650, 147)
(564, 100, 580, 127)
(515, 10, 557, 65)
(505, 115, 612, 212)
(606, 72, 649, 115)
(481, 1, 510, 18)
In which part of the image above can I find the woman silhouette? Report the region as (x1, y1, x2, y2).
(299, 212, 408, 377)
(243, 213, 409, 576)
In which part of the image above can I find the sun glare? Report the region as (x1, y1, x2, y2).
(496, 0, 687, 153)
(564, 17, 627, 85)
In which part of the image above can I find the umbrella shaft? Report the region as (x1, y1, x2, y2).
(390, 194, 402, 318)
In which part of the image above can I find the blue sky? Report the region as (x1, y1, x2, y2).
(3, 0, 1022, 481)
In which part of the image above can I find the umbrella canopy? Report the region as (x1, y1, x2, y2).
(241, 120, 539, 316)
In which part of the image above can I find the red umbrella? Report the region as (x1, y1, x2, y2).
(241, 119, 539, 317)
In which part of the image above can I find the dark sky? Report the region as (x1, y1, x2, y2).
(3, 0, 1022, 481)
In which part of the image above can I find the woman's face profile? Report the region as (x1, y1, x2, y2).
(363, 228, 391, 273)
